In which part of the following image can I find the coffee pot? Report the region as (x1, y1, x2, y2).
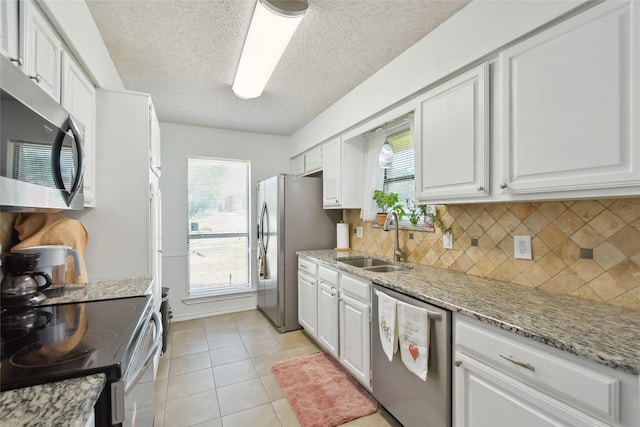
(1, 252, 51, 306)
(13, 245, 80, 296)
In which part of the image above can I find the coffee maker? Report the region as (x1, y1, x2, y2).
(1, 252, 52, 307)
(13, 245, 80, 297)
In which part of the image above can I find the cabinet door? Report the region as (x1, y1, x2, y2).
(0, 0, 19, 62)
(149, 102, 161, 176)
(322, 137, 342, 208)
(317, 281, 339, 357)
(339, 294, 370, 388)
(61, 52, 96, 207)
(22, 0, 62, 102)
(454, 352, 608, 427)
(305, 146, 322, 174)
(499, 1, 640, 195)
(415, 63, 489, 202)
(297, 271, 317, 338)
(291, 155, 304, 176)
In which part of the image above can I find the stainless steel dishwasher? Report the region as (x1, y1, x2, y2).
(371, 284, 451, 427)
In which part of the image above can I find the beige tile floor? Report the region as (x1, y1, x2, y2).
(155, 309, 393, 427)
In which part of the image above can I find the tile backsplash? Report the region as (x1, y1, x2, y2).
(345, 198, 640, 311)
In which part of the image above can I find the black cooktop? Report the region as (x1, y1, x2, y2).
(0, 296, 151, 391)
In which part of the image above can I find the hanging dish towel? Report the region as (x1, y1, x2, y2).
(12, 212, 89, 284)
(376, 290, 398, 361)
(397, 300, 430, 381)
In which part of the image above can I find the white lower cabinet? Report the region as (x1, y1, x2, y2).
(317, 280, 339, 358)
(297, 270, 317, 338)
(298, 259, 372, 389)
(454, 352, 607, 427)
(454, 315, 640, 427)
(339, 293, 370, 388)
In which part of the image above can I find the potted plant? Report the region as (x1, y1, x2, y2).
(373, 190, 405, 226)
(406, 199, 421, 226)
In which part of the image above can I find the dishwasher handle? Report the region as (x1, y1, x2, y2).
(374, 289, 442, 321)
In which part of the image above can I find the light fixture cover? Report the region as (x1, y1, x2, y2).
(379, 142, 394, 169)
(232, 0, 308, 99)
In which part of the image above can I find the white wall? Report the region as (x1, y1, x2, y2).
(68, 90, 151, 282)
(160, 122, 291, 320)
(290, 0, 586, 156)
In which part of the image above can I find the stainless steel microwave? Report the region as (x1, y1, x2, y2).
(0, 55, 84, 212)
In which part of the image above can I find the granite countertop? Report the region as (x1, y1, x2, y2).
(42, 276, 152, 305)
(0, 277, 151, 425)
(299, 249, 640, 375)
(0, 374, 105, 427)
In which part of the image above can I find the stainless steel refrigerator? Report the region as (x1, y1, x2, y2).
(257, 174, 341, 332)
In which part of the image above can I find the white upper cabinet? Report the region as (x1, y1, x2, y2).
(0, 0, 19, 62)
(305, 145, 322, 173)
(62, 52, 96, 207)
(292, 145, 322, 176)
(21, 0, 62, 102)
(499, 0, 640, 196)
(291, 155, 305, 176)
(322, 136, 364, 209)
(414, 63, 489, 203)
(322, 137, 342, 206)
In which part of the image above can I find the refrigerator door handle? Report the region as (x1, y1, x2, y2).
(262, 203, 270, 253)
(258, 201, 267, 258)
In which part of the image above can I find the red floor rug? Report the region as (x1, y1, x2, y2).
(271, 352, 378, 427)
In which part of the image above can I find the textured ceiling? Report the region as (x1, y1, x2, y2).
(86, 0, 471, 136)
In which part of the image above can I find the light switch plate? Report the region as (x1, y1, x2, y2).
(514, 235, 532, 260)
(355, 226, 363, 238)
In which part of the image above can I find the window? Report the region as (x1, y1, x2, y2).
(187, 157, 250, 295)
(383, 123, 415, 206)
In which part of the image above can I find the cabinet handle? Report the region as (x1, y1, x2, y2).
(476, 186, 484, 192)
(499, 354, 535, 372)
(29, 73, 42, 83)
(330, 288, 337, 296)
(10, 56, 23, 67)
(499, 183, 508, 189)
(454, 360, 462, 368)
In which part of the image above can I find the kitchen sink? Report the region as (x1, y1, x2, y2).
(362, 265, 407, 273)
(338, 257, 390, 268)
(337, 257, 410, 273)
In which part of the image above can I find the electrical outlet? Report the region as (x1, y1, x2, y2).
(355, 226, 364, 239)
(443, 232, 453, 249)
(514, 235, 532, 260)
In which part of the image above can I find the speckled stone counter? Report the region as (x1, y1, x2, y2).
(298, 249, 640, 375)
(0, 374, 105, 427)
(42, 276, 152, 305)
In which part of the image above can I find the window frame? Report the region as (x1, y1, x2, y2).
(186, 156, 251, 296)
(381, 120, 415, 225)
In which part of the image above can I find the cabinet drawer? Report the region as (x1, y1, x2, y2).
(298, 257, 317, 276)
(340, 274, 370, 304)
(318, 265, 338, 285)
(456, 317, 620, 422)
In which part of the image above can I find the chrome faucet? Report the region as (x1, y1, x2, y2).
(383, 208, 402, 262)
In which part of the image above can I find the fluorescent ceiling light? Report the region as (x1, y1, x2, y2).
(232, 0, 308, 99)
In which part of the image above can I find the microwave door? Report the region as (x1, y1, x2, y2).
(52, 116, 84, 205)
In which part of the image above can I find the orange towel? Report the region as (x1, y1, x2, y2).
(11, 213, 89, 284)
